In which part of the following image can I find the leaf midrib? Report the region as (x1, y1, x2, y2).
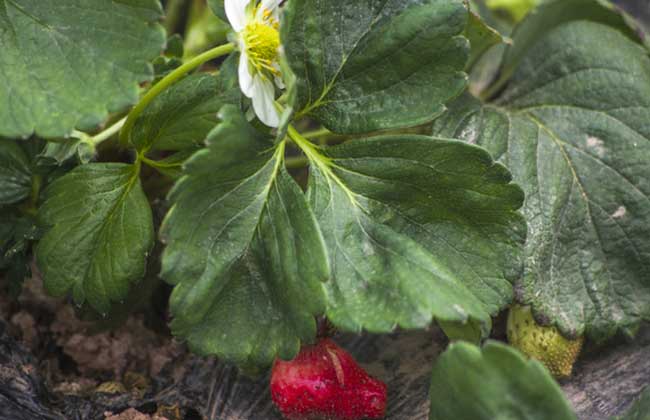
(79, 164, 142, 306)
(335, 163, 516, 306)
(185, 143, 287, 308)
(297, 0, 390, 117)
(506, 108, 648, 333)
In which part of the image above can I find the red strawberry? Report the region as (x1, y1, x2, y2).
(270, 338, 387, 420)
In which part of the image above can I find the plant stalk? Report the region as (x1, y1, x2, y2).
(285, 155, 309, 169)
(92, 117, 126, 145)
(119, 42, 235, 146)
(302, 127, 332, 140)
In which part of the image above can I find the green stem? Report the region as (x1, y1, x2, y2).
(287, 125, 323, 162)
(140, 155, 182, 170)
(119, 42, 235, 146)
(287, 124, 358, 204)
(92, 117, 126, 145)
(29, 174, 42, 208)
(70, 130, 90, 140)
(285, 155, 309, 169)
(480, 72, 511, 102)
(302, 127, 332, 140)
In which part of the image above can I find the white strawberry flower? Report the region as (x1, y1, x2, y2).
(226, 0, 284, 127)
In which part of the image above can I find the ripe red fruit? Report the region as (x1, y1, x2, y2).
(270, 338, 387, 420)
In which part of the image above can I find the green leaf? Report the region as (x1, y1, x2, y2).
(465, 1, 513, 96)
(150, 35, 185, 81)
(465, 10, 506, 70)
(160, 106, 329, 367)
(429, 341, 576, 420)
(36, 163, 154, 314)
(305, 136, 525, 332)
(75, 240, 164, 327)
(0, 139, 32, 205)
(131, 55, 240, 151)
(0, 210, 17, 258)
(0, 0, 166, 138)
(144, 148, 197, 179)
(433, 21, 650, 341)
(490, 0, 636, 96)
(37, 130, 98, 166)
(207, 0, 226, 22)
(438, 318, 491, 344)
(613, 387, 650, 420)
(609, 1, 650, 49)
(165, 34, 184, 59)
(485, 0, 540, 22)
(0, 208, 40, 296)
(281, 0, 469, 134)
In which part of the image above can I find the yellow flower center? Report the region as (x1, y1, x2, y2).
(243, 20, 280, 74)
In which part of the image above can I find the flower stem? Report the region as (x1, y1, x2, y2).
(287, 125, 323, 163)
(139, 155, 182, 170)
(119, 42, 235, 146)
(285, 155, 309, 169)
(92, 117, 126, 145)
(287, 124, 358, 204)
(302, 127, 332, 140)
(29, 174, 42, 208)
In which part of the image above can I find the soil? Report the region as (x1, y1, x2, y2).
(0, 270, 193, 420)
(2, 269, 650, 420)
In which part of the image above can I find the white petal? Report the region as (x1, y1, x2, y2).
(274, 75, 285, 90)
(270, 62, 285, 89)
(225, 0, 249, 31)
(260, 0, 281, 11)
(257, 0, 280, 19)
(251, 76, 279, 127)
(238, 51, 254, 97)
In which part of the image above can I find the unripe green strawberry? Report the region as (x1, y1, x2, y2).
(507, 305, 583, 378)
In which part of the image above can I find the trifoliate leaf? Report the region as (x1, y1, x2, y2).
(281, 0, 469, 134)
(130, 56, 240, 151)
(433, 21, 650, 341)
(0, 0, 166, 138)
(160, 106, 329, 367)
(429, 341, 576, 420)
(0, 139, 32, 205)
(305, 136, 525, 332)
(36, 163, 154, 314)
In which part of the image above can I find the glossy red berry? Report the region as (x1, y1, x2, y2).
(270, 338, 387, 420)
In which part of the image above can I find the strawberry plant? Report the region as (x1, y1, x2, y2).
(1, 0, 649, 418)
